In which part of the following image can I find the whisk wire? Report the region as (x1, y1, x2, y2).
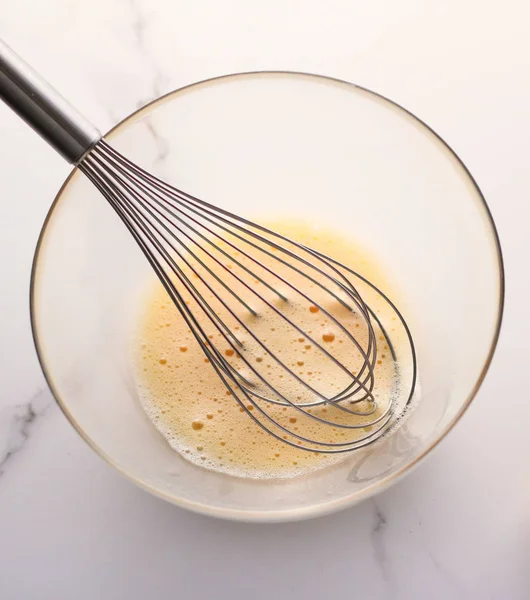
(78, 140, 417, 452)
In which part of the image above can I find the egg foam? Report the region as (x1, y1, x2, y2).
(133, 220, 409, 479)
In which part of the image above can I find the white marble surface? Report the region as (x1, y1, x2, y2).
(0, 1, 529, 598)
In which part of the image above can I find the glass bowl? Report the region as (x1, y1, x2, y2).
(30, 72, 504, 522)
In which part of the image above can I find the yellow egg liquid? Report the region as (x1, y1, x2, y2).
(134, 221, 406, 479)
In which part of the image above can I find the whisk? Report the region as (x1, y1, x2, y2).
(0, 40, 416, 453)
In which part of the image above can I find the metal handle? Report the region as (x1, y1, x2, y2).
(0, 40, 101, 164)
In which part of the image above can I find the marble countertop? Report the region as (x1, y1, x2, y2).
(0, 1, 528, 598)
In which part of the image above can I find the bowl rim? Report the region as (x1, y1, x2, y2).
(29, 70, 505, 522)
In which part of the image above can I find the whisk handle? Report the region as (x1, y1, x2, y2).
(0, 39, 101, 164)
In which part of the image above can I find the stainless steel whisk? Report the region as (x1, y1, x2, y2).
(0, 40, 416, 453)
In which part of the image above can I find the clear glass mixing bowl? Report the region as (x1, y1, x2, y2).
(30, 72, 504, 521)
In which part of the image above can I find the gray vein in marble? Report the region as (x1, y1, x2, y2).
(129, 0, 169, 105)
(0, 388, 52, 478)
(127, 0, 171, 168)
(428, 550, 465, 596)
(371, 499, 394, 587)
(146, 119, 170, 167)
